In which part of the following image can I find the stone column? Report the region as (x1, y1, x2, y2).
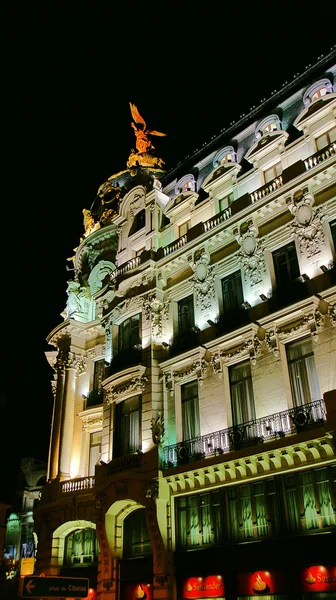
(58, 352, 85, 479)
(48, 352, 66, 480)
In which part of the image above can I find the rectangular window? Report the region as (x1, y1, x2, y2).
(219, 192, 234, 212)
(93, 359, 105, 390)
(178, 220, 191, 237)
(284, 466, 336, 532)
(221, 271, 244, 313)
(272, 241, 300, 286)
(176, 491, 221, 549)
(316, 125, 336, 151)
(123, 509, 152, 557)
(286, 337, 321, 407)
(264, 161, 282, 183)
(181, 380, 200, 441)
(229, 361, 256, 425)
(119, 314, 141, 352)
(330, 219, 336, 251)
(89, 432, 102, 476)
(227, 479, 277, 541)
(129, 209, 145, 235)
(114, 395, 141, 456)
(178, 295, 194, 336)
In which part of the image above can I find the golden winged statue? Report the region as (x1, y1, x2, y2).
(129, 102, 166, 154)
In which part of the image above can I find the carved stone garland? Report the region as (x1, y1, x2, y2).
(233, 222, 266, 286)
(106, 375, 148, 404)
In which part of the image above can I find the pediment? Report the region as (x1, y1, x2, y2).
(245, 130, 289, 164)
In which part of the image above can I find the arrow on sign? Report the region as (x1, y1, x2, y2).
(25, 580, 36, 595)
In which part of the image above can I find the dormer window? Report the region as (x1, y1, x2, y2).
(213, 146, 237, 167)
(303, 78, 333, 106)
(175, 174, 196, 195)
(256, 115, 281, 139)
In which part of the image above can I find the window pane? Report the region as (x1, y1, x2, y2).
(221, 271, 243, 313)
(124, 509, 152, 557)
(178, 296, 194, 335)
(114, 396, 141, 456)
(286, 338, 321, 406)
(119, 314, 140, 351)
(181, 380, 200, 440)
(229, 361, 256, 424)
(273, 242, 300, 285)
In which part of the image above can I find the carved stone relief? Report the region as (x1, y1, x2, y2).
(287, 190, 326, 257)
(233, 222, 266, 286)
(144, 294, 170, 338)
(190, 252, 215, 310)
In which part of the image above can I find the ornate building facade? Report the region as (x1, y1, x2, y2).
(34, 50, 336, 600)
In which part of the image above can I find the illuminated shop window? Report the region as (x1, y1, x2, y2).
(229, 361, 256, 425)
(114, 395, 141, 457)
(176, 491, 221, 548)
(123, 509, 152, 557)
(178, 219, 191, 238)
(228, 480, 277, 540)
(63, 528, 98, 566)
(303, 78, 333, 106)
(315, 125, 336, 150)
(264, 161, 282, 183)
(286, 337, 321, 407)
(284, 466, 336, 531)
(181, 380, 200, 442)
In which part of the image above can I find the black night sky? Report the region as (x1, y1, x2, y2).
(1, 3, 334, 502)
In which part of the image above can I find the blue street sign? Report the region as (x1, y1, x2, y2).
(21, 576, 89, 598)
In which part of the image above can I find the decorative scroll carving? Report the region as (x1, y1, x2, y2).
(190, 252, 215, 310)
(233, 222, 266, 286)
(144, 294, 169, 338)
(287, 190, 326, 257)
(107, 375, 148, 403)
(129, 190, 146, 217)
(114, 296, 144, 319)
(82, 417, 103, 432)
(66, 352, 86, 375)
(275, 312, 320, 341)
(151, 411, 165, 444)
(173, 361, 201, 381)
(87, 344, 105, 359)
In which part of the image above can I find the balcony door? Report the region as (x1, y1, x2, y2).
(229, 361, 256, 425)
(286, 338, 321, 407)
(114, 395, 141, 457)
(181, 380, 200, 441)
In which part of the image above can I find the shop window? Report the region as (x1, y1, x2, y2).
(119, 314, 141, 352)
(272, 241, 300, 287)
(227, 479, 277, 540)
(63, 528, 98, 566)
(284, 466, 336, 532)
(114, 395, 141, 457)
(89, 432, 102, 476)
(264, 161, 282, 183)
(178, 295, 194, 336)
(181, 380, 200, 442)
(219, 192, 234, 212)
(176, 491, 221, 549)
(229, 361, 256, 426)
(178, 220, 191, 238)
(221, 271, 243, 314)
(315, 125, 336, 151)
(123, 509, 152, 557)
(129, 209, 145, 236)
(286, 337, 321, 407)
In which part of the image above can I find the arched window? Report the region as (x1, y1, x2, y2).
(303, 78, 333, 106)
(256, 115, 281, 139)
(213, 146, 236, 167)
(175, 174, 196, 195)
(63, 528, 98, 566)
(123, 509, 152, 557)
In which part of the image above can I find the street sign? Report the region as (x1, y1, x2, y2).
(21, 576, 89, 598)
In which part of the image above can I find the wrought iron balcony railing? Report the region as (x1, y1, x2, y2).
(162, 399, 326, 469)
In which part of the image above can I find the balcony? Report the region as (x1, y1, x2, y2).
(107, 347, 142, 376)
(85, 388, 104, 408)
(162, 399, 326, 469)
(61, 476, 95, 494)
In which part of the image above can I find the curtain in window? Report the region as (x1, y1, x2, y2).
(181, 381, 200, 441)
(177, 498, 187, 548)
(200, 495, 212, 544)
(287, 338, 321, 406)
(254, 483, 268, 537)
(228, 489, 240, 540)
(188, 496, 199, 546)
(240, 485, 253, 538)
(230, 362, 256, 425)
(315, 469, 336, 527)
(115, 396, 140, 456)
(301, 471, 319, 529)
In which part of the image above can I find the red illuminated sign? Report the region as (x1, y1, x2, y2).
(182, 576, 225, 598)
(124, 583, 153, 600)
(237, 570, 287, 595)
(301, 566, 336, 592)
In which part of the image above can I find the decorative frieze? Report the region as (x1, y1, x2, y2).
(82, 417, 103, 432)
(106, 375, 148, 403)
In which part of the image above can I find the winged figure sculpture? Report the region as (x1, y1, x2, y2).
(129, 102, 166, 154)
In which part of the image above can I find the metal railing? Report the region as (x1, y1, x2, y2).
(162, 399, 326, 469)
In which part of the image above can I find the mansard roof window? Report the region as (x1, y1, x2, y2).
(256, 115, 282, 139)
(303, 78, 334, 106)
(213, 146, 237, 167)
(175, 174, 196, 195)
